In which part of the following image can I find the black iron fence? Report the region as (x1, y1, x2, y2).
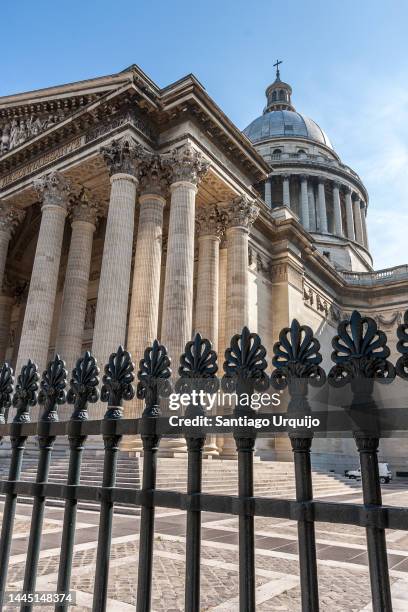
(0, 309, 407, 611)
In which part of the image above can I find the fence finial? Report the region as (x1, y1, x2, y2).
(222, 326, 269, 395)
(137, 340, 171, 417)
(329, 310, 395, 386)
(271, 319, 325, 390)
(0, 363, 14, 424)
(38, 355, 67, 421)
(101, 346, 135, 419)
(12, 360, 39, 423)
(176, 333, 219, 398)
(396, 310, 408, 379)
(67, 351, 100, 420)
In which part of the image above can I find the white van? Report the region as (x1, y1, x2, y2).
(345, 463, 392, 484)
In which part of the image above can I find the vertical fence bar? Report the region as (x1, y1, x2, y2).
(92, 347, 135, 612)
(176, 334, 218, 612)
(271, 320, 325, 611)
(136, 340, 171, 612)
(21, 356, 67, 612)
(329, 310, 394, 612)
(55, 352, 99, 611)
(0, 362, 32, 609)
(222, 327, 269, 612)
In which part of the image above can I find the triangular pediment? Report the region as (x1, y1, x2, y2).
(0, 69, 144, 155)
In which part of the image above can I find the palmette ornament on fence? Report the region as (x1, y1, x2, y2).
(222, 326, 269, 394)
(271, 319, 326, 390)
(101, 345, 135, 418)
(12, 359, 39, 423)
(396, 310, 408, 379)
(137, 340, 171, 417)
(329, 310, 395, 386)
(67, 351, 100, 420)
(0, 363, 14, 424)
(176, 333, 219, 397)
(38, 355, 67, 422)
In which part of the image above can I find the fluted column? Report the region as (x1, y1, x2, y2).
(264, 177, 272, 207)
(332, 182, 343, 236)
(0, 204, 25, 291)
(361, 202, 369, 249)
(55, 191, 98, 376)
(282, 175, 291, 208)
(353, 194, 364, 245)
(92, 137, 142, 370)
(300, 175, 309, 229)
(126, 155, 168, 420)
(0, 290, 14, 363)
(317, 179, 328, 233)
(195, 205, 223, 456)
(161, 143, 209, 362)
(221, 196, 259, 458)
(16, 172, 70, 374)
(308, 182, 316, 231)
(224, 196, 259, 341)
(344, 187, 355, 241)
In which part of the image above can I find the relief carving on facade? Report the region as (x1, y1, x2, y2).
(84, 299, 97, 330)
(0, 111, 66, 154)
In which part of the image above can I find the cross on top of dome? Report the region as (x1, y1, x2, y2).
(264, 60, 295, 113)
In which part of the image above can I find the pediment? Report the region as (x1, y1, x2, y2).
(0, 70, 140, 155)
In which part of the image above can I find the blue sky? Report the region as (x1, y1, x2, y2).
(1, 0, 407, 270)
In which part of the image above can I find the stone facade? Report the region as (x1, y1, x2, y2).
(1, 64, 408, 469)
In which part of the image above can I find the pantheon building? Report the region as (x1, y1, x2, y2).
(1, 64, 407, 467)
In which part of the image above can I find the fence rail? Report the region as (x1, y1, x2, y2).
(0, 309, 407, 611)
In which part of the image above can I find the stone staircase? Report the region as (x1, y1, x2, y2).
(0, 452, 362, 514)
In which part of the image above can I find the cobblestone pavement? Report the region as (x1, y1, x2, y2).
(1, 484, 408, 610)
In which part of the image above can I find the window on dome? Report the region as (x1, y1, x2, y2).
(272, 91, 277, 101)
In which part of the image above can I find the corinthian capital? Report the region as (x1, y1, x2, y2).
(101, 137, 145, 178)
(196, 204, 225, 238)
(169, 142, 210, 185)
(70, 188, 99, 226)
(139, 153, 171, 196)
(224, 196, 259, 230)
(34, 171, 71, 209)
(0, 202, 25, 235)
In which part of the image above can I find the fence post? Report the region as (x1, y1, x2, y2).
(271, 319, 325, 612)
(396, 310, 408, 379)
(222, 327, 269, 612)
(21, 356, 67, 612)
(136, 340, 171, 612)
(176, 333, 219, 612)
(55, 352, 100, 611)
(92, 346, 135, 612)
(329, 310, 395, 612)
(0, 361, 23, 608)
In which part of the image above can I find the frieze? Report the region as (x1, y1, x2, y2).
(303, 281, 338, 322)
(0, 137, 83, 189)
(85, 108, 156, 144)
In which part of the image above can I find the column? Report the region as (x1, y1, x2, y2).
(92, 137, 142, 369)
(126, 155, 168, 417)
(160, 142, 209, 362)
(332, 182, 343, 236)
(300, 175, 309, 230)
(264, 177, 272, 207)
(0, 203, 25, 290)
(194, 204, 223, 456)
(307, 182, 316, 231)
(361, 202, 369, 249)
(317, 179, 328, 233)
(221, 195, 259, 458)
(55, 190, 98, 375)
(353, 194, 364, 245)
(16, 172, 70, 374)
(216, 239, 227, 455)
(282, 174, 291, 208)
(0, 288, 14, 363)
(344, 187, 355, 241)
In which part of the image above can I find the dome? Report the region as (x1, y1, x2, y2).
(243, 109, 333, 150)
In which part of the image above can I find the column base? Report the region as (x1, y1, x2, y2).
(219, 436, 237, 458)
(203, 435, 219, 457)
(158, 438, 187, 457)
